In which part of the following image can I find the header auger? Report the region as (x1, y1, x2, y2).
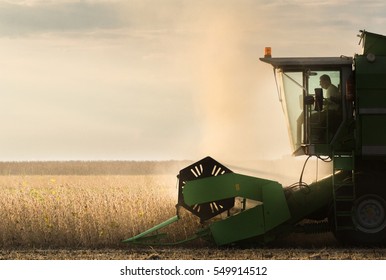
(124, 30, 386, 246)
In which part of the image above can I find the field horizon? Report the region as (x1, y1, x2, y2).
(0, 160, 192, 175)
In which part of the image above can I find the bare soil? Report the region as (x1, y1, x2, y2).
(2, 233, 385, 260)
(1, 247, 386, 260)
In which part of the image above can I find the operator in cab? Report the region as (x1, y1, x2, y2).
(319, 74, 340, 111)
(310, 74, 342, 143)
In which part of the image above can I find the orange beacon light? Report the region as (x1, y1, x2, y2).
(264, 47, 272, 58)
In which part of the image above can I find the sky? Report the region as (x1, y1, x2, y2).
(0, 0, 385, 162)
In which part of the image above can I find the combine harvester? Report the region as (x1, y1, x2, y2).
(124, 30, 386, 246)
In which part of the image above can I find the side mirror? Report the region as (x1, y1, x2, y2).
(314, 88, 323, 111)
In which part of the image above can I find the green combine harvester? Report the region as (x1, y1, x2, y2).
(124, 30, 386, 246)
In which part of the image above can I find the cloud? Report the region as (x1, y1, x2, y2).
(0, 1, 126, 36)
(0, 0, 192, 38)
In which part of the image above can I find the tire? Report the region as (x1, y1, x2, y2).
(337, 160, 386, 245)
(333, 194, 386, 245)
(351, 194, 386, 244)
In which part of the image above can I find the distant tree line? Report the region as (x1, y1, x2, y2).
(0, 160, 193, 175)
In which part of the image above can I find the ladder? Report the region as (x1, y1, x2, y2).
(332, 152, 355, 231)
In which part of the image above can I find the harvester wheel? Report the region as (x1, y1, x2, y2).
(332, 160, 386, 245)
(333, 194, 386, 245)
(352, 194, 386, 234)
(177, 156, 234, 222)
(350, 194, 386, 245)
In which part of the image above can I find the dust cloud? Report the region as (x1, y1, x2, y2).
(188, 6, 278, 159)
(183, 4, 332, 184)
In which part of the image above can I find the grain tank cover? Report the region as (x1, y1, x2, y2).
(360, 30, 386, 55)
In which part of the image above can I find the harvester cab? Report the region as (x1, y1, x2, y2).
(124, 30, 386, 247)
(259, 55, 353, 157)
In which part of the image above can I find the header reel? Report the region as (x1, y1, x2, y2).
(177, 156, 234, 222)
